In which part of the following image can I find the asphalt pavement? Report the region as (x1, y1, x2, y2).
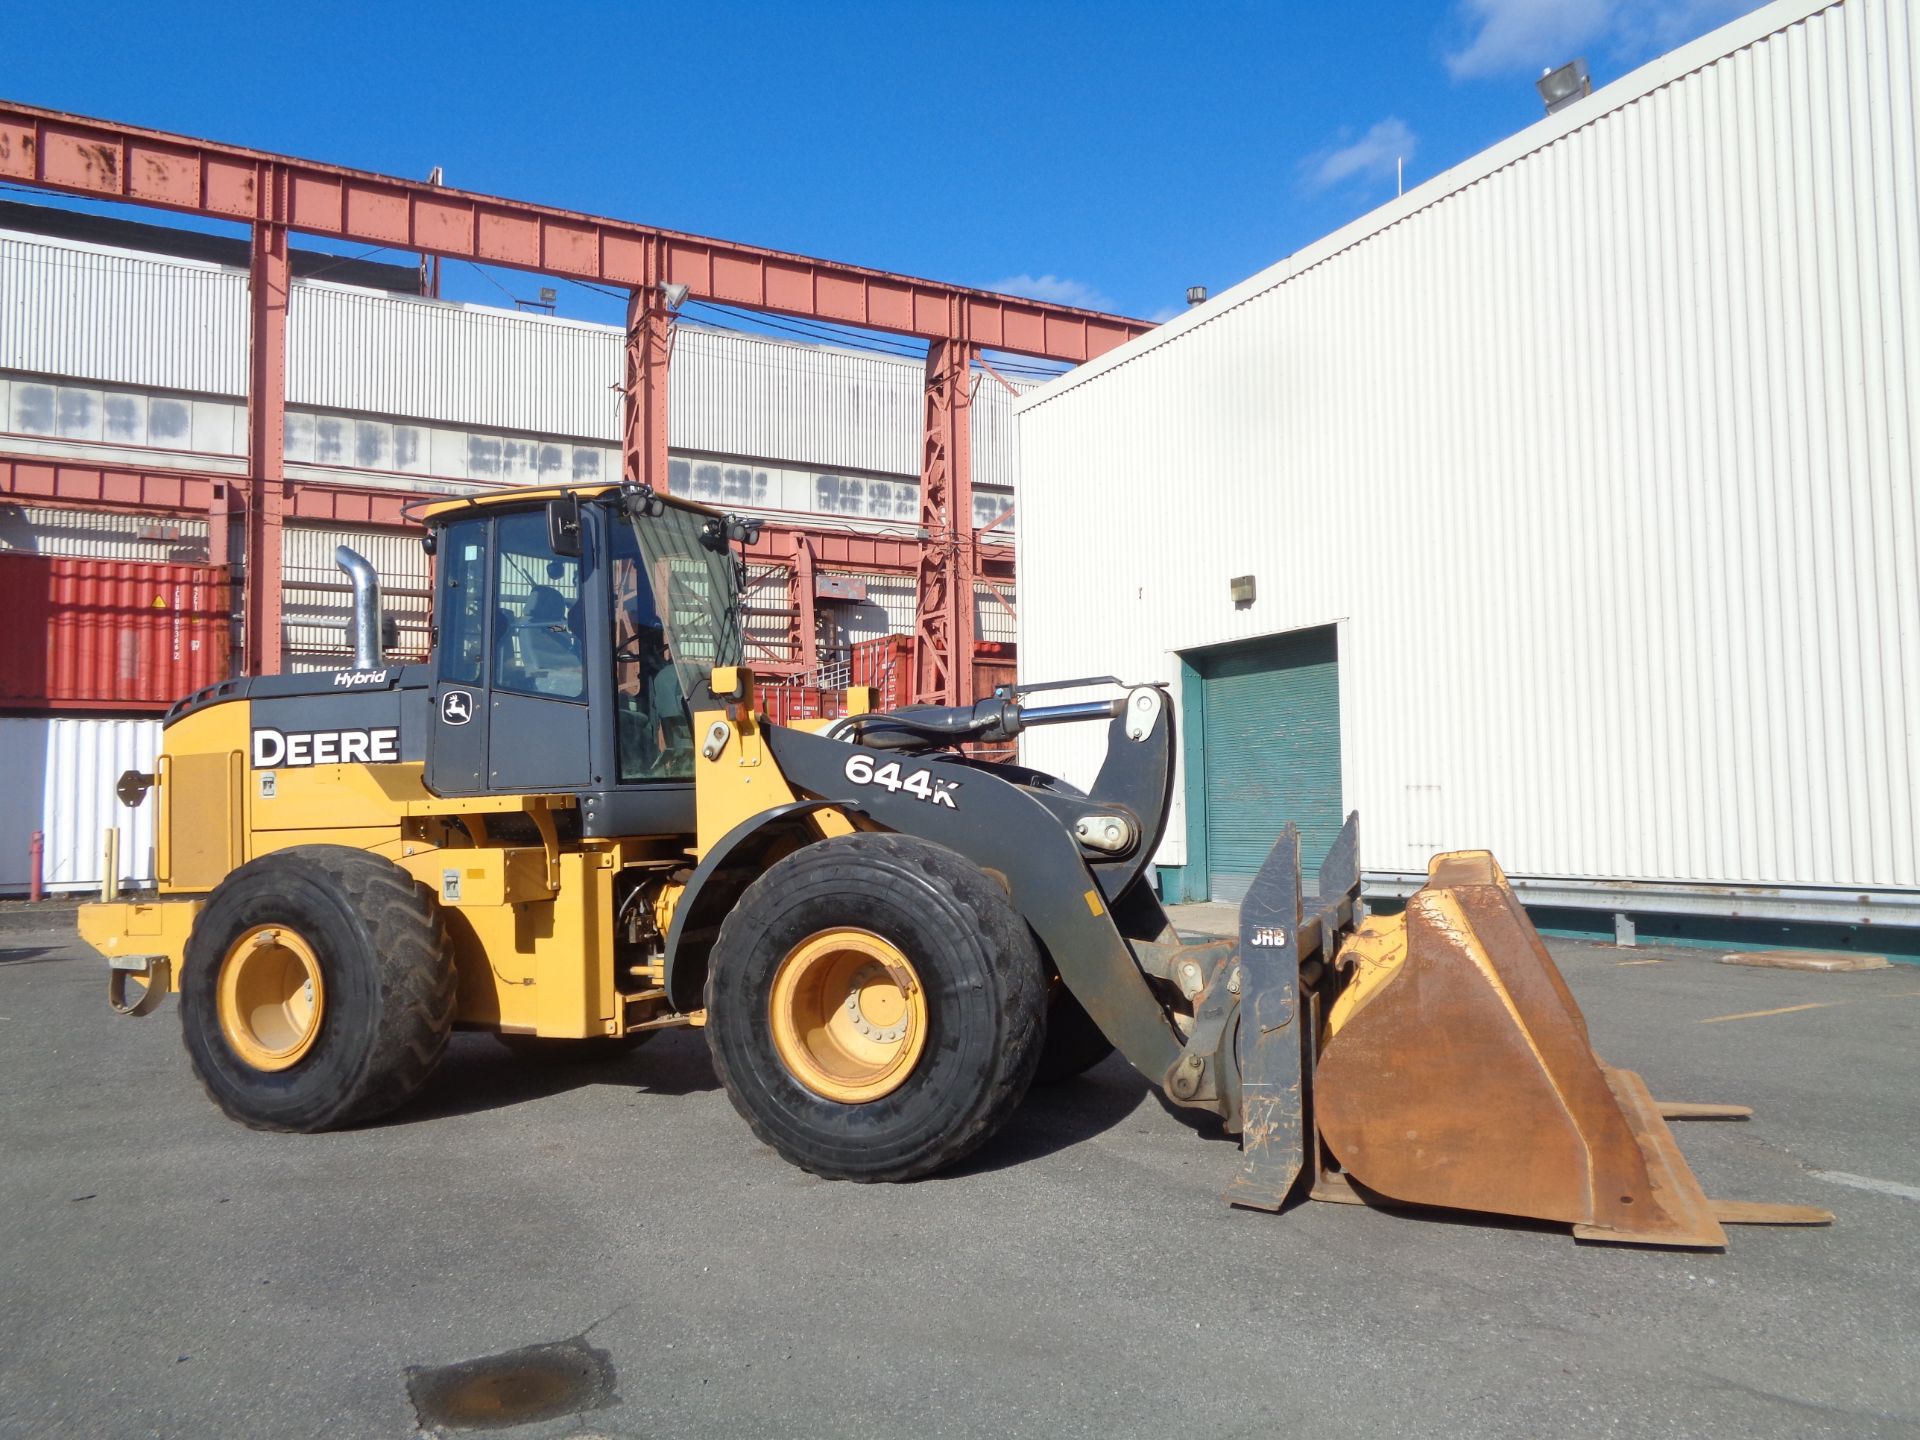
(1, 917, 1916, 1440)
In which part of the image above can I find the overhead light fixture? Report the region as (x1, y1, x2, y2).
(660, 282, 691, 310)
(1537, 58, 1592, 115)
(1186, 285, 1208, 307)
(538, 287, 557, 307)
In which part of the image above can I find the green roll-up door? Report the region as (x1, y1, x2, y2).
(1196, 626, 1341, 903)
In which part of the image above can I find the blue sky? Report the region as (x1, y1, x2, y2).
(5, 0, 1758, 341)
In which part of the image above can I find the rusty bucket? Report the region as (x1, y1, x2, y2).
(1312, 852, 1830, 1247)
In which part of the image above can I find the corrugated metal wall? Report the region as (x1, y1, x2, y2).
(0, 717, 160, 893)
(0, 236, 248, 396)
(674, 327, 921, 475)
(823, 571, 917, 650)
(975, 579, 1018, 645)
(1018, 0, 1918, 893)
(0, 503, 210, 563)
(742, 562, 797, 667)
(3, 230, 1034, 502)
(288, 285, 623, 441)
(970, 374, 1035, 492)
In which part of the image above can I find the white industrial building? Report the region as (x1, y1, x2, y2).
(0, 213, 1032, 891)
(1018, 0, 1917, 943)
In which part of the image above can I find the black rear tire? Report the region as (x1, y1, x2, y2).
(705, 832, 1046, 1182)
(181, 845, 455, 1132)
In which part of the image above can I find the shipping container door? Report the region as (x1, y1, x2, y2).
(1192, 626, 1341, 904)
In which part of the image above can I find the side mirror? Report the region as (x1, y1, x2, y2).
(547, 494, 583, 558)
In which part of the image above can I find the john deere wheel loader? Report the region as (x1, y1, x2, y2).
(80, 480, 1828, 1248)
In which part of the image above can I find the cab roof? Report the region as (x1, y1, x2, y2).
(410, 482, 725, 525)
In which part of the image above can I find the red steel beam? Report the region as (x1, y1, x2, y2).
(284, 483, 421, 529)
(0, 101, 1154, 362)
(245, 216, 289, 675)
(623, 279, 672, 498)
(912, 338, 977, 707)
(0, 458, 986, 561)
(790, 533, 819, 675)
(0, 455, 437, 543)
(0, 455, 228, 513)
(743, 524, 919, 573)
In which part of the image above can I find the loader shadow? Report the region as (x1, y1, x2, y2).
(391, 1028, 720, 1126)
(0, 945, 61, 967)
(950, 1055, 1210, 1176)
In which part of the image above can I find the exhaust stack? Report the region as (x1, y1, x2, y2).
(334, 546, 383, 671)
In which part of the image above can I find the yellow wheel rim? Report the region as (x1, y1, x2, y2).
(769, 928, 927, 1103)
(217, 925, 325, 1071)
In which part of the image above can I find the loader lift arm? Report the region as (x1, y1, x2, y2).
(743, 676, 1832, 1246)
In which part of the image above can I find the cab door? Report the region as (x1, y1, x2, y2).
(427, 516, 488, 795)
(425, 509, 594, 796)
(485, 508, 591, 792)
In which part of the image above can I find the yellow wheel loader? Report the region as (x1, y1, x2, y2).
(79, 480, 1829, 1248)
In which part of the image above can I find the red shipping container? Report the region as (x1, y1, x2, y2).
(758, 684, 846, 727)
(849, 634, 913, 709)
(0, 555, 232, 711)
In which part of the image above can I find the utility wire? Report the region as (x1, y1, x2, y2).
(461, 259, 524, 305)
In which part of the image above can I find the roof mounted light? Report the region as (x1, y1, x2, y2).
(1537, 59, 1592, 115)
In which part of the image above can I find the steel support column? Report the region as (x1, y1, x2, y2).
(245, 196, 289, 676)
(791, 533, 819, 674)
(622, 263, 673, 500)
(912, 337, 976, 707)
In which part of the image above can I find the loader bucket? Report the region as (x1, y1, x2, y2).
(1312, 852, 1825, 1247)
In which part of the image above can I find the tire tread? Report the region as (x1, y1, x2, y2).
(707, 832, 1046, 1182)
(183, 845, 455, 1132)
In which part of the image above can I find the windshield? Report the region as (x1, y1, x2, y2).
(622, 502, 743, 698)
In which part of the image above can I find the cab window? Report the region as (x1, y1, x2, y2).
(437, 518, 487, 686)
(611, 520, 691, 779)
(493, 510, 585, 701)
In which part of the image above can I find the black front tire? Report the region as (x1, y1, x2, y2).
(181, 845, 455, 1132)
(705, 832, 1047, 1182)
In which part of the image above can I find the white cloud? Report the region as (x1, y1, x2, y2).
(1305, 118, 1417, 192)
(1446, 0, 1612, 78)
(1611, 0, 1756, 55)
(1446, 0, 1756, 80)
(988, 273, 1119, 313)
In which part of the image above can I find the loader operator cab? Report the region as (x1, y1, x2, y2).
(423, 485, 745, 834)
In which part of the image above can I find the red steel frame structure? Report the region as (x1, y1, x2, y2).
(0, 101, 1152, 699)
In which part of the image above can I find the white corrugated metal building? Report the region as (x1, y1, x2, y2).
(1, 217, 1036, 891)
(1018, 0, 1918, 939)
(0, 237, 1031, 537)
